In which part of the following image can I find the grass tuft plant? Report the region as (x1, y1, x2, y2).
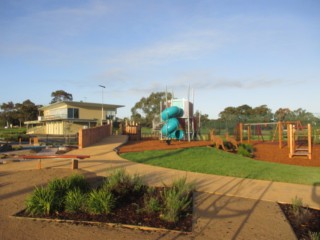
(161, 177, 193, 223)
(86, 189, 115, 214)
(144, 196, 161, 214)
(309, 231, 320, 240)
(291, 196, 311, 225)
(143, 187, 161, 214)
(103, 168, 144, 196)
(65, 188, 86, 213)
(67, 174, 89, 193)
(161, 187, 191, 223)
(47, 178, 70, 211)
(26, 186, 55, 216)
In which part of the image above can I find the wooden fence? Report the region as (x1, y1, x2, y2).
(78, 123, 112, 149)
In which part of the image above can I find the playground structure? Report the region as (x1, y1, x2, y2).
(156, 97, 200, 142)
(161, 106, 184, 140)
(122, 120, 141, 141)
(238, 121, 313, 159)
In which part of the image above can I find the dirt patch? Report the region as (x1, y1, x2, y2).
(119, 139, 320, 167)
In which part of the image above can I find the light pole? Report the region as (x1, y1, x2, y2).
(99, 85, 105, 125)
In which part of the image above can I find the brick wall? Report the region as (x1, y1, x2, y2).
(78, 123, 112, 149)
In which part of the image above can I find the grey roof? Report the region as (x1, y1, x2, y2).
(39, 101, 124, 110)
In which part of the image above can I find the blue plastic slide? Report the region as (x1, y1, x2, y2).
(161, 106, 184, 140)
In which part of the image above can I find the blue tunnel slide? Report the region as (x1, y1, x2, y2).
(161, 106, 184, 140)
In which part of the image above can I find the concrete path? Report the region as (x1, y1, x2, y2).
(7, 135, 317, 209)
(2, 135, 320, 239)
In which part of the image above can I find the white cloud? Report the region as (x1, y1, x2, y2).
(108, 28, 225, 66)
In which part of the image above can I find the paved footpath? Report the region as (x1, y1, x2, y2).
(2, 135, 320, 239)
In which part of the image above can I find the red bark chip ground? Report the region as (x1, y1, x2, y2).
(119, 139, 320, 167)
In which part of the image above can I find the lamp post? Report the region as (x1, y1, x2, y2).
(99, 85, 105, 125)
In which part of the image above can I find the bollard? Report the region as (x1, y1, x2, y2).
(37, 159, 42, 169)
(71, 159, 78, 170)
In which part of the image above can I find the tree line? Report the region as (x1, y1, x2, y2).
(1, 90, 318, 129)
(0, 90, 73, 128)
(201, 104, 319, 133)
(131, 92, 319, 128)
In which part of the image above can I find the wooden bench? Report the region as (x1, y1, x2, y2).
(20, 155, 90, 170)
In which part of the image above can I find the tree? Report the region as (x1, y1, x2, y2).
(50, 90, 73, 104)
(219, 107, 238, 120)
(219, 105, 253, 123)
(131, 92, 172, 127)
(252, 105, 273, 122)
(0, 100, 40, 127)
(274, 108, 292, 122)
(0, 101, 15, 127)
(15, 100, 39, 126)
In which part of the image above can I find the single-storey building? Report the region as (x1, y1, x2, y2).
(25, 101, 124, 135)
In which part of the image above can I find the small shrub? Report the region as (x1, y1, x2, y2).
(291, 196, 311, 225)
(131, 173, 144, 193)
(143, 187, 161, 214)
(47, 178, 70, 210)
(291, 196, 303, 215)
(309, 231, 320, 240)
(103, 168, 144, 196)
(67, 174, 89, 193)
(46, 174, 89, 211)
(171, 177, 195, 196)
(237, 144, 254, 158)
(65, 189, 86, 213)
(161, 177, 193, 223)
(161, 187, 191, 223)
(144, 196, 161, 214)
(26, 186, 55, 216)
(86, 189, 115, 214)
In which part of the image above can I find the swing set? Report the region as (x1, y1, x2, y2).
(237, 121, 313, 159)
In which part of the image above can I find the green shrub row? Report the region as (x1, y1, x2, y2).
(25, 169, 194, 223)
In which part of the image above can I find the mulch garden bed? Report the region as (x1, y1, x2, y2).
(279, 203, 320, 240)
(14, 186, 193, 233)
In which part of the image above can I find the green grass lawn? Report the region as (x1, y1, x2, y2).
(0, 128, 27, 141)
(121, 147, 320, 185)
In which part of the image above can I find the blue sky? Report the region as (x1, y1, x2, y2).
(1, 0, 319, 119)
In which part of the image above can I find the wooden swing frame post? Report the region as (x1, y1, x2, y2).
(308, 123, 312, 159)
(239, 123, 243, 144)
(241, 122, 279, 145)
(278, 121, 283, 149)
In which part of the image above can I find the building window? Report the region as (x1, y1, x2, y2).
(68, 108, 79, 119)
(106, 110, 116, 120)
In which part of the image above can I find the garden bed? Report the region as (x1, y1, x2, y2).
(13, 169, 193, 232)
(279, 201, 320, 240)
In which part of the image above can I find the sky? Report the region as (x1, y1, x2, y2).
(1, 0, 319, 119)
